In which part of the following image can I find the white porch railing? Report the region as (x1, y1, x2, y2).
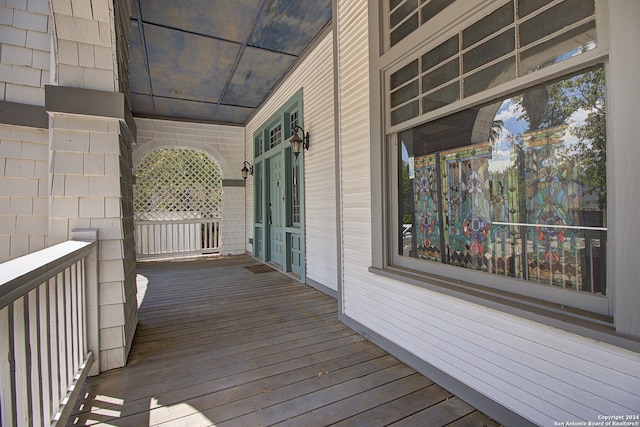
(135, 219, 221, 259)
(0, 231, 99, 427)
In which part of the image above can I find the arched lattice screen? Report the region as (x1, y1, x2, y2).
(134, 147, 223, 221)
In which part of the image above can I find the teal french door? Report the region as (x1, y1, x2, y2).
(253, 90, 305, 281)
(267, 155, 286, 267)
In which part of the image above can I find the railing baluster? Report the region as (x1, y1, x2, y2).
(133, 219, 222, 259)
(34, 289, 44, 426)
(40, 283, 52, 425)
(48, 277, 59, 423)
(1, 238, 98, 427)
(28, 290, 43, 426)
(79, 260, 86, 366)
(14, 297, 29, 426)
(0, 306, 13, 427)
(55, 272, 65, 411)
(64, 268, 73, 393)
(71, 264, 79, 378)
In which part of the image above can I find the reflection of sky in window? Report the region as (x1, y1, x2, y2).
(401, 71, 598, 172)
(489, 100, 524, 173)
(560, 41, 597, 64)
(489, 98, 594, 173)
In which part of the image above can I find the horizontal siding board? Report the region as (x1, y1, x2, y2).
(345, 279, 640, 421)
(364, 278, 640, 375)
(336, 0, 370, 245)
(358, 305, 635, 418)
(344, 295, 559, 425)
(302, 34, 337, 290)
(347, 279, 640, 395)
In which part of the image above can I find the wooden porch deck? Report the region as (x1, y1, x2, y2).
(69, 255, 500, 427)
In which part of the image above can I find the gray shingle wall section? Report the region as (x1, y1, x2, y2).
(41, 0, 138, 370)
(0, 124, 49, 262)
(47, 113, 138, 371)
(49, 0, 118, 92)
(0, 0, 50, 105)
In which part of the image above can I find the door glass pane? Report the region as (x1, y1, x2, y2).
(255, 135, 263, 157)
(291, 154, 301, 224)
(270, 124, 282, 149)
(255, 162, 262, 223)
(290, 111, 299, 136)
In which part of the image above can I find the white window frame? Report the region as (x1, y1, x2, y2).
(371, 0, 624, 327)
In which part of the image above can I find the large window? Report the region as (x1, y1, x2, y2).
(397, 66, 607, 300)
(382, 0, 610, 314)
(375, 0, 640, 342)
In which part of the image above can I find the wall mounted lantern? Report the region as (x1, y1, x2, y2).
(241, 161, 253, 180)
(290, 125, 309, 158)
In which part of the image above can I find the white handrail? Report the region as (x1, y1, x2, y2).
(0, 234, 99, 427)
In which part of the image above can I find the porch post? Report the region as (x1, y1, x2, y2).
(71, 228, 100, 375)
(47, 0, 137, 371)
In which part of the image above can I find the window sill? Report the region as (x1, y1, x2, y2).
(369, 265, 640, 353)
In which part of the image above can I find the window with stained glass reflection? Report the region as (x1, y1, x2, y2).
(398, 66, 606, 294)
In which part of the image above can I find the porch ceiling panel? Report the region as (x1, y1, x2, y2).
(138, 0, 260, 43)
(249, 0, 333, 55)
(130, 93, 154, 116)
(221, 47, 297, 108)
(214, 105, 256, 124)
(128, 22, 151, 96)
(143, 24, 240, 103)
(152, 97, 216, 122)
(129, 0, 332, 125)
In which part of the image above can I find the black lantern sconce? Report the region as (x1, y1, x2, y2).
(241, 161, 253, 180)
(290, 125, 309, 158)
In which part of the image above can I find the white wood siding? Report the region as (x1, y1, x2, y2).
(336, 0, 373, 287)
(346, 277, 640, 425)
(335, 0, 640, 425)
(245, 32, 338, 291)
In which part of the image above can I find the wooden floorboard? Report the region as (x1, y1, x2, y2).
(68, 255, 501, 427)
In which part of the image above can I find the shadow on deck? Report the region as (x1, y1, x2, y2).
(69, 255, 501, 427)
